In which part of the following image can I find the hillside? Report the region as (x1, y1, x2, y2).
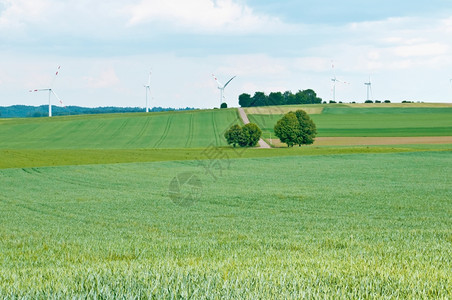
(247, 103, 452, 137)
(0, 109, 242, 149)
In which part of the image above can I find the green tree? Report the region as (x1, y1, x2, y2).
(240, 123, 262, 147)
(274, 110, 317, 147)
(238, 93, 252, 107)
(220, 102, 227, 108)
(224, 124, 243, 147)
(274, 112, 299, 147)
(268, 92, 284, 106)
(251, 92, 268, 107)
(294, 109, 317, 145)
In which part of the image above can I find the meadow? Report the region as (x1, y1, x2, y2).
(0, 152, 451, 298)
(0, 109, 242, 149)
(0, 104, 451, 298)
(249, 106, 452, 138)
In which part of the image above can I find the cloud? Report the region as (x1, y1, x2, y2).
(394, 43, 449, 57)
(125, 0, 286, 33)
(0, 0, 51, 28)
(84, 68, 120, 88)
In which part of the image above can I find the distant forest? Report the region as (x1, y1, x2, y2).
(0, 105, 196, 118)
(239, 89, 322, 107)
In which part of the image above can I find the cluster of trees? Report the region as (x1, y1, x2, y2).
(224, 123, 262, 147)
(364, 100, 391, 103)
(0, 105, 196, 118)
(274, 110, 317, 147)
(239, 89, 322, 107)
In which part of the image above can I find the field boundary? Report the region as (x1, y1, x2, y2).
(269, 136, 452, 147)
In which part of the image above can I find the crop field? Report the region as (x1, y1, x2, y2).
(0, 109, 242, 149)
(1, 105, 451, 297)
(0, 151, 451, 298)
(249, 106, 452, 138)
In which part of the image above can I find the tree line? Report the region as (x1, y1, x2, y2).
(0, 105, 196, 118)
(239, 89, 322, 107)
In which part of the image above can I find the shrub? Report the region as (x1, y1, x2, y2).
(365, 100, 373, 103)
(220, 102, 227, 109)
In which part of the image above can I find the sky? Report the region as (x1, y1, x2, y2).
(1, 0, 452, 109)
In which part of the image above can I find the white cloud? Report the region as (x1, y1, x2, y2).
(84, 68, 120, 88)
(0, 0, 51, 28)
(125, 0, 286, 33)
(394, 43, 449, 57)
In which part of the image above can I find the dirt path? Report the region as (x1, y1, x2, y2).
(237, 108, 271, 148)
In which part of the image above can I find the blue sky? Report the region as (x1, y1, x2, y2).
(1, 0, 451, 109)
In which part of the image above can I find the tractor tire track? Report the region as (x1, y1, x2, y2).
(20, 167, 121, 190)
(211, 111, 220, 146)
(185, 113, 194, 148)
(128, 116, 152, 146)
(153, 115, 173, 148)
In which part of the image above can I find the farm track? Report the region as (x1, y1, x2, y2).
(211, 111, 220, 146)
(108, 118, 131, 141)
(153, 115, 173, 148)
(185, 113, 194, 148)
(20, 167, 120, 190)
(128, 116, 152, 146)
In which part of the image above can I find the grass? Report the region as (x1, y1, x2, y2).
(249, 107, 452, 137)
(0, 109, 242, 149)
(0, 151, 450, 298)
(2, 144, 452, 169)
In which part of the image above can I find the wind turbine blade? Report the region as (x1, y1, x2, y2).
(147, 72, 151, 86)
(212, 74, 222, 88)
(29, 88, 50, 92)
(51, 90, 63, 105)
(51, 66, 61, 87)
(223, 76, 236, 88)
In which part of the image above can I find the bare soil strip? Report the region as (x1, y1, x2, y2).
(244, 106, 323, 115)
(269, 136, 452, 147)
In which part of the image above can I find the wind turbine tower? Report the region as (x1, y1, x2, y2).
(364, 76, 372, 101)
(212, 74, 236, 105)
(29, 66, 63, 117)
(144, 72, 151, 113)
(330, 62, 348, 102)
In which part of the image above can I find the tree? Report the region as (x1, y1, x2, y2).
(294, 110, 317, 145)
(220, 102, 227, 108)
(268, 92, 284, 106)
(274, 110, 317, 147)
(240, 123, 262, 147)
(238, 93, 252, 107)
(274, 112, 299, 147)
(224, 123, 262, 147)
(224, 124, 243, 147)
(251, 92, 267, 107)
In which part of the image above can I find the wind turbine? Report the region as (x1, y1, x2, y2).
(330, 62, 349, 102)
(29, 66, 63, 117)
(212, 74, 236, 105)
(364, 75, 373, 101)
(144, 72, 151, 113)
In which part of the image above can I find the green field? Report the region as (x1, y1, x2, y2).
(249, 107, 452, 137)
(1, 105, 451, 297)
(0, 109, 242, 149)
(1, 152, 451, 298)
